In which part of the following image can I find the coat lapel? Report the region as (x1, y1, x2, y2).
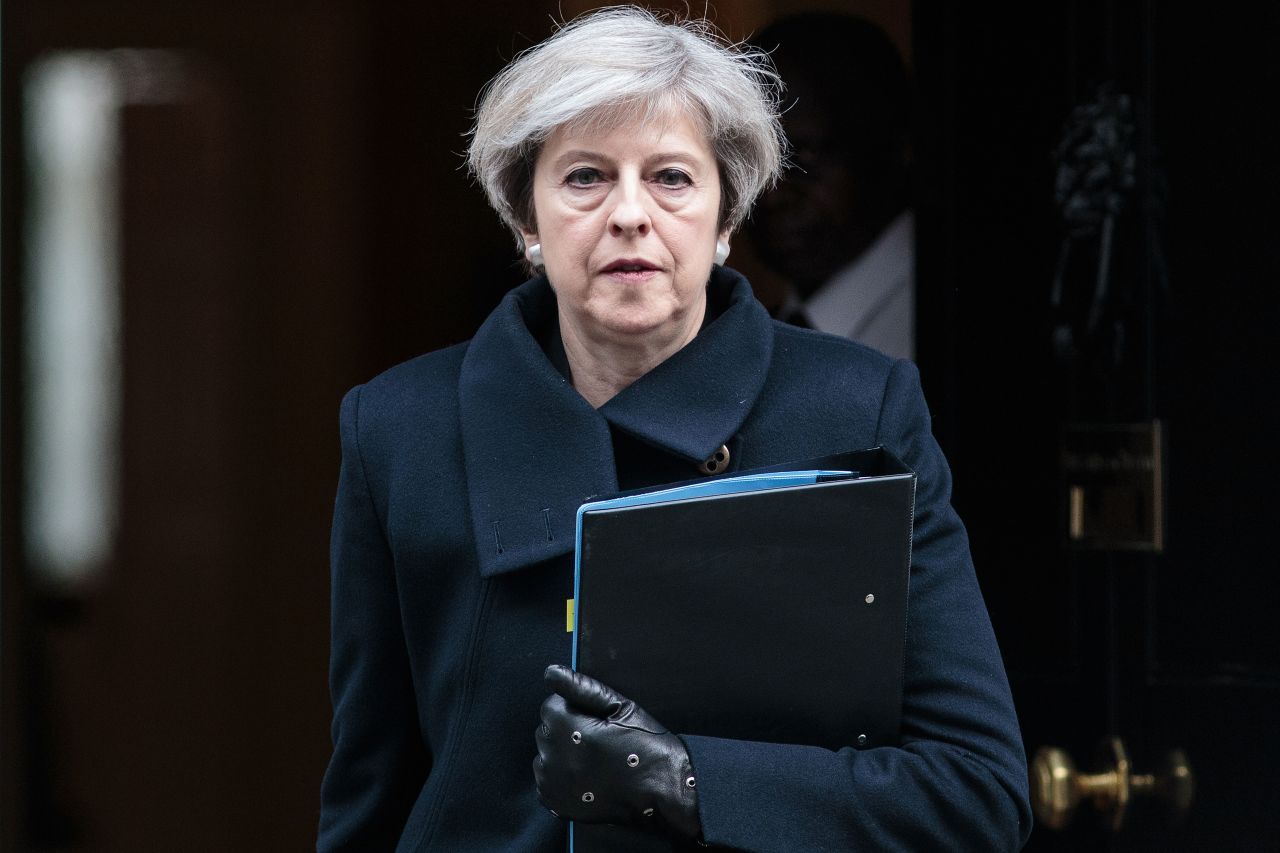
(600, 268, 774, 462)
(458, 268, 774, 578)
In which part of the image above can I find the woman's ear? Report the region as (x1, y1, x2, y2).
(520, 229, 538, 254)
(714, 231, 731, 266)
(520, 231, 544, 269)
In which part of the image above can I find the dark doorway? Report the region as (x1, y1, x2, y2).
(915, 2, 1280, 850)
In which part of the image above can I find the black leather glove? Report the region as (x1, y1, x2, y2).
(534, 664, 702, 843)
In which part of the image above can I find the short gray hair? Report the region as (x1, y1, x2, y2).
(467, 6, 785, 247)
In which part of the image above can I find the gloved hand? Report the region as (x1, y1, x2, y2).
(534, 664, 702, 843)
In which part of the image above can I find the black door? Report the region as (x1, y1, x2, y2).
(915, 2, 1280, 850)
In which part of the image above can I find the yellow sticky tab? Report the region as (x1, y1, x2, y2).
(566, 598, 575, 633)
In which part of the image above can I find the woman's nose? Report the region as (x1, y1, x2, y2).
(606, 176, 651, 237)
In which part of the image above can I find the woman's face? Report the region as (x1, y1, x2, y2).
(521, 110, 728, 348)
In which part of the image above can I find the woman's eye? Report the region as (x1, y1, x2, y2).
(654, 169, 693, 188)
(565, 168, 603, 187)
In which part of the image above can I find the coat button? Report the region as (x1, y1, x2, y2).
(697, 444, 730, 475)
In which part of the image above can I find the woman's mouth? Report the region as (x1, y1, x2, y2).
(602, 259, 660, 281)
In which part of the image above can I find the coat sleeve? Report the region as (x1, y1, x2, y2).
(318, 385, 429, 851)
(681, 359, 1033, 852)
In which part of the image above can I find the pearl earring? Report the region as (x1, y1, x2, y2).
(714, 240, 730, 266)
(526, 242, 544, 269)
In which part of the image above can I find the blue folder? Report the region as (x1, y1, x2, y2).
(566, 447, 916, 852)
(569, 469, 854, 670)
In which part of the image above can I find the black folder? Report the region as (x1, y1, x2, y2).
(569, 447, 916, 853)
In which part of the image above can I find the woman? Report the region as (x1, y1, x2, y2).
(318, 8, 1031, 851)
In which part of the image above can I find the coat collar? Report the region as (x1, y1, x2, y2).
(458, 267, 774, 577)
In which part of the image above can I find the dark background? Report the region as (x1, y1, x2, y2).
(1, 1, 1275, 851)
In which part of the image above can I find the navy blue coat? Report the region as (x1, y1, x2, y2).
(318, 268, 1032, 851)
